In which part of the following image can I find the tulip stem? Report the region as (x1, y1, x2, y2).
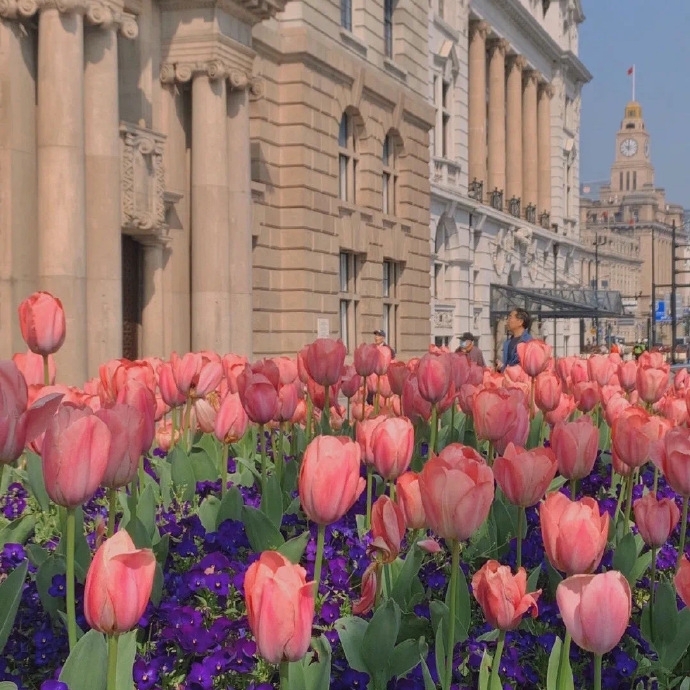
(489, 629, 506, 689)
(138, 455, 146, 497)
(313, 523, 326, 600)
(613, 473, 627, 526)
(42, 354, 50, 386)
(221, 442, 229, 498)
(107, 487, 118, 538)
(389, 482, 396, 502)
(306, 395, 313, 443)
(374, 376, 381, 416)
(171, 407, 178, 449)
(323, 386, 330, 430)
(650, 546, 657, 641)
(259, 424, 267, 495)
(429, 405, 438, 458)
(107, 634, 118, 690)
(624, 472, 634, 526)
(361, 379, 367, 422)
(556, 630, 572, 690)
(569, 478, 577, 500)
(516, 507, 525, 570)
(593, 653, 602, 690)
(444, 538, 460, 690)
(365, 465, 373, 530)
(450, 403, 456, 444)
(653, 465, 659, 496)
(277, 424, 285, 486)
(279, 659, 290, 690)
(678, 495, 689, 568)
(183, 398, 192, 452)
(65, 507, 77, 651)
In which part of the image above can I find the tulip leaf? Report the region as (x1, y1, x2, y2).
(659, 607, 690, 672)
(278, 530, 310, 565)
(191, 447, 220, 483)
(652, 582, 679, 650)
(115, 629, 137, 690)
(25, 543, 50, 568)
(478, 649, 491, 690)
(260, 473, 284, 530)
(282, 457, 299, 496)
(56, 507, 91, 582)
(125, 516, 152, 549)
(26, 451, 50, 513)
(59, 629, 107, 690)
(0, 560, 28, 654)
(387, 637, 425, 680)
(216, 486, 244, 526)
(152, 457, 173, 510)
(390, 543, 425, 611)
(169, 446, 197, 503)
(444, 561, 471, 643)
(628, 550, 652, 587)
(599, 420, 611, 453)
(135, 485, 158, 541)
(198, 496, 221, 534)
(434, 619, 446, 690)
(362, 599, 401, 674)
(526, 411, 544, 450)
(36, 553, 66, 621)
(612, 532, 638, 582)
(292, 634, 332, 690)
(420, 656, 437, 690)
(0, 514, 36, 549)
(546, 636, 562, 690)
(241, 506, 285, 552)
(151, 561, 164, 607)
(527, 564, 541, 592)
(334, 616, 369, 673)
(0, 683, 18, 690)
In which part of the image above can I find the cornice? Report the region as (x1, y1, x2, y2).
(160, 59, 261, 94)
(158, 0, 286, 25)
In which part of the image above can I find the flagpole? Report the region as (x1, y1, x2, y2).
(632, 64, 636, 101)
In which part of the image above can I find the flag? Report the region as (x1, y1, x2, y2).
(627, 66, 634, 75)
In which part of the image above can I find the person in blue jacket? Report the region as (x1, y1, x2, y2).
(500, 308, 533, 370)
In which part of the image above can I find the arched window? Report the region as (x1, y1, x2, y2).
(382, 133, 398, 215)
(338, 112, 358, 202)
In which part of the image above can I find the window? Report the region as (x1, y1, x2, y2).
(382, 260, 401, 350)
(432, 262, 444, 300)
(434, 75, 452, 158)
(435, 336, 451, 348)
(619, 171, 623, 190)
(626, 171, 630, 191)
(339, 252, 360, 350)
(633, 171, 637, 190)
(384, 0, 394, 58)
(438, 0, 444, 19)
(338, 113, 358, 202)
(340, 0, 352, 30)
(382, 133, 398, 215)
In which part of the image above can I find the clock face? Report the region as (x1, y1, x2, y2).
(644, 140, 650, 158)
(620, 138, 638, 157)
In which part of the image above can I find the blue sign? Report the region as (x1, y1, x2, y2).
(655, 300, 666, 321)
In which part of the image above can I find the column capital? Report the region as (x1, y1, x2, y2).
(539, 82, 554, 99)
(160, 61, 254, 89)
(507, 54, 528, 72)
(469, 20, 490, 41)
(524, 70, 541, 87)
(84, 2, 137, 36)
(487, 37, 509, 57)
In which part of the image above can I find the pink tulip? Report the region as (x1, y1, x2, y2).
(304, 339, 346, 387)
(238, 369, 279, 425)
(618, 360, 638, 392)
(371, 417, 414, 481)
(587, 355, 617, 387)
(544, 394, 576, 426)
(472, 387, 518, 442)
(275, 381, 300, 423)
(244, 551, 314, 664)
(556, 357, 577, 390)
(353, 561, 379, 616)
(13, 350, 56, 386)
(540, 492, 609, 575)
(155, 419, 180, 452)
(637, 357, 669, 404)
(214, 392, 249, 444)
(273, 356, 298, 385)
(42, 405, 111, 508)
(416, 352, 452, 404)
(395, 471, 426, 529)
(654, 427, 690, 497)
(534, 371, 562, 412)
(387, 361, 410, 396)
(517, 340, 551, 377)
(572, 381, 599, 413)
(611, 406, 653, 469)
(401, 375, 432, 423)
(115, 380, 156, 456)
(494, 390, 530, 454)
(550, 417, 599, 481)
(340, 365, 363, 399)
(84, 529, 156, 634)
(355, 416, 386, 465)
(418, 444, 494, 542)
(633, 492, 680, 548)
(675, 556, 690, 609)
(556, 571, 631, 654)
(299, 436, 365, 525)
(659, 393, 688, 426)
(18, 291, 66, 356)
(369, 495, 405, 563)
(494, 443, 558, 507)
(353, 343, 380, 377)
(603, 393, 631, 428)
(472, 560, 540, 631)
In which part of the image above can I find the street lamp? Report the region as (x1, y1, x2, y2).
(593, 232, 607, 347)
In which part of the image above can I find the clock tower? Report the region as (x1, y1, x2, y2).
(609, 101, 654, 193)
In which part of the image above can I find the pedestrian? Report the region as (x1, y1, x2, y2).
(455, 331, 486, 367)
(499, 309, 533, 370)
(373, 329, 395, 359)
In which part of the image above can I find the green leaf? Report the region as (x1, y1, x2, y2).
(300, 634, 332, 690)
(153, 533, 170, 565)
(526, 411, 544, 450)
(629, 550, 653, 586)
(334, 616, 369, 673)
(546, 636, 562, 690)
(115, 629, 137, 690)
(599, 420, 611, 452)
(0, 682, 18, 690)
(135, 485, 157, 541)
(216, 486, 244, 526)
(190, 446, 220, 483)
(260, 473, 284, 530)
(390, 543, 425, 611)
(653, 582, 679, 651)
(26, 451, 50, 512)
(168, 446, 197, 503)
(56, 507, 91, 582)
(362, 599, 401, 674)
(59, 629, 107, 690)
(478, 649, 492, 690)
(0, 515, 36, 549)
(612, 531, 638, 581)
(444, 562, 471, 643)
(150, 562, 164, 607)
(36, 553, 66, 621)
(278, 531, 310, 565)
(242, 506, 284, 552)
(198, 496, 221, 534)
(420, 657, 438, 690)
(527, 564, 541, 592)
(152, 457, 173, 510)
(25, 543, 50, 568)
(281, 457, 299, 495)
(125, 516, 152, 549)
(659, 605, 690, 671)
(434, 617, 446, 690)
(0, 560, 28, 654)
(388, 637, 424, 680)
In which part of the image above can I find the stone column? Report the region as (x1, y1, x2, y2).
(227, 71, 255, 359)
(468, 21, 489, 189)
(505, 55, 525, 203)
(487, 38, 508, 196)
(84, 7, 137, 375)
(522, 70, 539, 211)
(37, 2, 87, 385)
(140, 238, 167, 357)
(191, 62, 232, 354)
(538, 82, 553, 217)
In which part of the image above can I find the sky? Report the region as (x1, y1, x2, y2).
(579, 1, 690, 206)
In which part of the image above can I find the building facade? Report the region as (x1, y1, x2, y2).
(580, 100, 685, 347)
(0, 0, 434, 383)
(428, 0, 591, 363)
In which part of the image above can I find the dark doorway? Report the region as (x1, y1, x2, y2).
(122, 235, 142, 361)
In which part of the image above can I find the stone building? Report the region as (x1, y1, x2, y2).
(580, 100, 685, 346)
(428, 0, 592, 363)
(0, 0, 434, 384)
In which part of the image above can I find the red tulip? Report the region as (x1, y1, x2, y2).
(299, 435, 365, 525)
(534, 371, 562, 412)
(550, 417, 599, 481)
(353, 561, 379, 616)
(238, 369, 279, 425)
(416, 352, 452, 404)
(340, 365, 362, 399)
(304, 339, 346, 387)
(540, 492, 608, 575)
(18, 291, 66, 356)
(633, 492, 680, 548)
(517, 340, 551, 377)
(494, 443, 558, 507)
(472, 387, 517, 442)
(675, 556, 690, 609)
(369, 495, 405, 563)
(387, 361, 410, 396)
(401, 375, 432, 423)
(42, 405, 111, 508)
(472, 560, 541, 631)
(370, 416, 414, 481)
(353, 343, 379, 377)
(84, 529, 155, 634)
(556, 571, 631, 654)
(418, 444, 494, 542)
(244, 551, 314, 664)
(395, 471, 426, 529)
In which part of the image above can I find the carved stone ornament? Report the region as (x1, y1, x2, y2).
(491, 229, 514, 277)
(160, 62, 254, 91)
(120, 122, 168, 238)
(432, 308, 454, 331)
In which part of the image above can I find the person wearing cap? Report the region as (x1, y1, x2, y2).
(455, 331, 485, 367)
(373, 329, 395, 359)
